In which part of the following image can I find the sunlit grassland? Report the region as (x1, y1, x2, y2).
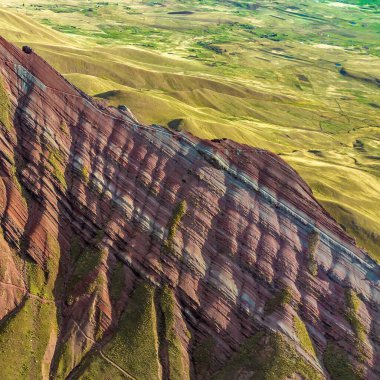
(0, 0, 379, 258)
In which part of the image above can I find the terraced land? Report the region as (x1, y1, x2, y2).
(1, 0, 379, 258)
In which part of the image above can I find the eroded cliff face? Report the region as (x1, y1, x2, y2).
(0, 37, 379, 380)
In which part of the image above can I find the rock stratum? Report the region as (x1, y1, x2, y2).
(0, 37, 379, 380)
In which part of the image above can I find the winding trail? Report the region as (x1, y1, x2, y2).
(72, 320, 137, 380)
(0, 280, 56, 304)
(0, 280, 135, 378)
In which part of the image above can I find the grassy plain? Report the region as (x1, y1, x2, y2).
(0, 0, 379, 258)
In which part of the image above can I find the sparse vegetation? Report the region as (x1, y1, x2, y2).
(323, 342, 363, 380)
(163, 200, 187, 254)
(0, 74, 12, 131)
(307, 230, 319, 276)
(308, 230, 319, 254)
(197, 41, 224, 54)
(159, 285, 189, 380)
(264, 287, 292, 315)
(81, 165, 90, 184)
(10, 164, 24, 198)
(59, 120, 69, 134)
(0, 299, 58, 380)
(25, 258, 46, 296)
(293, 315, 316, 357)
(65, 283, 160, 379)
(45, 234, 61, 297)
(194, 337, 215, 377)
(66, 235, 105, 298)
(70, 245, 103, 288)
(69, 235, 82, 261)
(81, 281, 160, 380)
(0, 232, 60, 379)
(109, 260, 125, 304)
(48, 149, 67, 190)
(24, 234, 61, 299)
(211, 331, 323, 380)
(307, 258, 318, 276)
(77, 356, 126, 380)
(345, 288, 366, 344)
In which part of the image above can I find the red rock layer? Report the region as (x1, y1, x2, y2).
(0, 37, 379, 379)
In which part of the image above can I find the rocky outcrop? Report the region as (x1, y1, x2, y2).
(0, 36, 379, 380)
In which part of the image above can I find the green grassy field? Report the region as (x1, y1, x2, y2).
(1, 0, 379, 259)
